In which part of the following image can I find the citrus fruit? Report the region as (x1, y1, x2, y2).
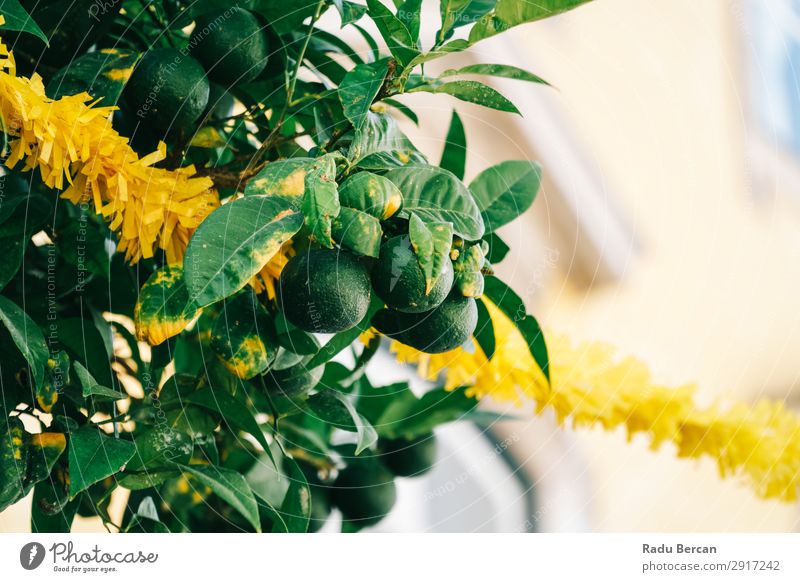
(278, 249, 372, 334)
(373, 292, 478, 354)
(380, 433, 437, 477)
(125, 48, 209, 132)
(330, 459, 396, 527)
(263, 360, 324, 398)
(371, 235, 454, 313)
(190, 8, 269, 85)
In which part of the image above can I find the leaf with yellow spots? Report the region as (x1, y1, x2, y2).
(408, 213, 454, 294)
(210, 291, 278, 380)
(331, 207, 382, 258)
(47, 49, 141, 105)
(338, 171, 403, 220)
(0, 417, 28, 511)
(245, 158, 316, 202)
(184, 196, 304, 307)
(1, 416, 67, 512)
(301, 154, 341, 247)
(135, 265, 201, 346)
(453, 242, 486, 298)
(37, 350, 70, 412)
(190, 126, 227, 149)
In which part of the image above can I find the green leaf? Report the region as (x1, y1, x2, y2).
(438, 0, 494, 42)
(279, 457, 311, 532)
(439, 109, 467, 180)
(134, 265, 201, 346)
(440, 63, 549, 86)
(305, 296, 381, 370)
(302, 154, 341, 247)
(56, 318, 113, 388)
(244, 158, 315, 202)
(339, 59, 390, 130)
(408, 213, 454, 294)
(0, 233, 25, 291)
(125, 427, 193, 472)
(308, 389, 378, 454)
(0, 0, 48, 43)
(397, 0, 423, 41)
(469, 160, 542, 233)
(331, 207, 383, 258)
(483, 231, 510, 263)
(383, 98, 419, 125)
(31, 479, 77, 533)
(67, 426, 136, 498)
(365, 0, 419, 66)
(210, 291, 277, 380)
(384, 165, 484, 239)
(124, 497, 170, 533)
(482, 276, 549, 382)
(183, 388, 275, 466)
(180, 464, 261, 532)
(350, 111, 427, 169)
(73, 362, 125, 401)
(0, 296, 49, 395)
(333, 0, 367, 26)
(411, 80, 519, 114)
(469, 0, 595, 43)
(47, 49, 141, 104)
(473, 297, 496, 359)
(184, 196, 304, 307)
(338, 171, 404, 220)
(377, 386, 480, 439)
(117, 469, 180, 491)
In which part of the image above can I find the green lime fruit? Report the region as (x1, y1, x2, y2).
(263, 361, 323, 398)
(125, 48, 209, 132)
(371, 235, 454, 313)
(373, 292, 478, 354)
(190, 8, 269, 85)
(330, 460, 396, 527)
(380, 433, 437, 477)
(278, 249, 372, 334)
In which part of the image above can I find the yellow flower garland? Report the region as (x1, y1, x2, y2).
(1, 23, 798, 502)
(0, 26, 218, 263)
(376, 300, 800, 502)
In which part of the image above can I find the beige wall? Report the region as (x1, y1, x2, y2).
(491, 0, 800, 531)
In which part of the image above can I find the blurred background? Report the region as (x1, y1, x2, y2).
(3, 0, 800, 533)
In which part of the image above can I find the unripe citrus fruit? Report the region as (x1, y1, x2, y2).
(190, 8, 269, 85)
(330, 459, 396, 527)
(373, 292, 478, 354)
(126, 48, 209, 132)
(278, 249, 371, 334)
(380, 433, 437, 477)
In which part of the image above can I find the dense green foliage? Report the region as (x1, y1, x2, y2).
(0, 0, 592, 532)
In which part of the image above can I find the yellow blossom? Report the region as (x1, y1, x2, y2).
(0, 36, 218, 263)
(381, 300, 800, 502)
(250, 241, 295, 300)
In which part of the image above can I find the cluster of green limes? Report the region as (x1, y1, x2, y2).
(278, 235, 479, 355)
(305, 433, 438, 531)
(123, 7, 269, 134)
